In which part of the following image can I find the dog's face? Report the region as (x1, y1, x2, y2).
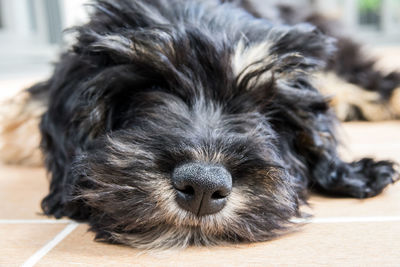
(56, 1, 334, 249)
(77, 96, 300, 248)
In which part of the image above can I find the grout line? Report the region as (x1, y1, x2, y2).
(348, 143, 400, 149)
(21, 222, 79, 267)
(0, 219, 74, 224)
(292, 216, 400, 224)
(2, 216, 400, 225)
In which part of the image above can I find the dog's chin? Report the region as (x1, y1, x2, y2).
(100, 209, 298, 250)
(104, 203, 300, 250)
(73, 168, 300, 249)
(76, 169, 301, 249)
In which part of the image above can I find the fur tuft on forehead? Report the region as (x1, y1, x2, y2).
(65, 5, 335, 123)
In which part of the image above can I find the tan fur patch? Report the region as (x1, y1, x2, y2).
(389, 87, 400, 117)
(315, 72, 397, 121)
(0, 91, 45, 166)
(232, 40, 274, 87)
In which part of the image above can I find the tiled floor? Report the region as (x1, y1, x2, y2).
(1, 122, 399, 267)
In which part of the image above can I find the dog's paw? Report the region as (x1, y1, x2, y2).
(348, 158, 399, 198)
(320, 158, 399, 198)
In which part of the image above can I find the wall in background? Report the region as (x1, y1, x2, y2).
(0, 0, 398, 77)
(0, 0, 88, 76)
(314, 0, 400, 43)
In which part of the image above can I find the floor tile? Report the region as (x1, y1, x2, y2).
(0, 166, 49, 219)
(0, 224, 69, 267)
(310, 182, 400, 218)
(340, 121, 400, 161)
(37, 222, 400, 267)
(342, 121, 400, 145)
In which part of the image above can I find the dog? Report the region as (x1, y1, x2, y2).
(1, 0, 399, 249)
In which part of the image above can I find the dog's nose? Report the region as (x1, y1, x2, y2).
(172, 163, 232, 216)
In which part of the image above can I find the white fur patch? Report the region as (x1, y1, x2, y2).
(232, 40, 275, 88)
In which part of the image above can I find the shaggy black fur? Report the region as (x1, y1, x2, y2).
(32, 0, 399, 249)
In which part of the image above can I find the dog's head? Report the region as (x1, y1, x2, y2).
(56, 0, 335, 249)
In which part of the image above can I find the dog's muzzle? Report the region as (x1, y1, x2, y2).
(172, 163, 232, 216)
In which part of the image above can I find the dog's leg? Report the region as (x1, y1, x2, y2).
(311, 156, 399, 198)
(315, 72, 398, 121)
(40, 105, 90, 220)
(307, 18, 400, 121)
(305, 115, 399, 198)
(324, 39, 400, 121)
(283, 99, 400, 198)
(40, 115, 91, 220)
(283, 115, 399, 198)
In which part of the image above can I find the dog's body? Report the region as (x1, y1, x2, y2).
(239, 0, 400, 121)
(1, 0, 400, 249)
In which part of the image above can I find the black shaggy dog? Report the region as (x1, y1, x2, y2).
(22, 0, 400, 249)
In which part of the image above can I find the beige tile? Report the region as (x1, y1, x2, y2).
(341, 121, 400, 146)
(37, 222, 400, 267)
(340, 146, 400, 162)
(0, 165, 49, 219)
(339, 121, 400, 167)
(309, 182, 400, 218)
(0, 224, 69, 267)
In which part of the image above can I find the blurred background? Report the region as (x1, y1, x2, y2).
(0, 0, 399, 80)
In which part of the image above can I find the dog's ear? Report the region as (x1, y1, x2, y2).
(269, 23, 336, 65)
(232, 23, 336, 91)
(231, 23, 333, 118)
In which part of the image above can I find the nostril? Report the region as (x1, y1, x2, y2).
(211, 190, 227, 200)
(176, 185, 195, 196)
